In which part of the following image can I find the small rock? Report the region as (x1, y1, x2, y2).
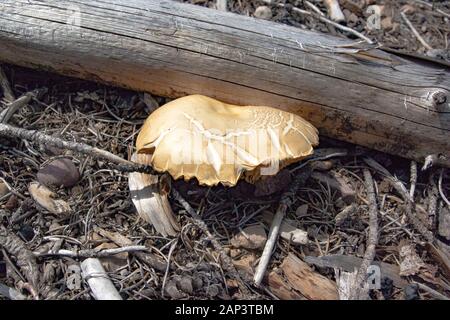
(37, 158, 80, 188)
(206, 284, 220, 298)
(380, 277, 394, 300)
(192, 276, 203, 290)
(4, 195, 18, 211)
(0, 182, 9, 198)
(404, 283, 420, 300)
(140, 288, 156, 298)
(165, 280, 184, 299)
(254, 6, 272, 20)
(18, 224, 35, 242)
(177, 276, 194, 295)
(231, 225, 267, 250)
(28, 182, 71, 215)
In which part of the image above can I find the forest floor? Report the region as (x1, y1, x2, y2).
(0, 0, 449, 300)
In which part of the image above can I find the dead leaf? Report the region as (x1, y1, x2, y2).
(28, 182, 70, 215)
(399, 243, 426, 276)
(231, 225, 267, 250)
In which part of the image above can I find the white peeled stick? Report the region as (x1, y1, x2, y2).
(324, 0, 346, 23)
(81, 258, 123, 300)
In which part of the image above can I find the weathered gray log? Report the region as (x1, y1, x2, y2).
(0, 0, 449, 166)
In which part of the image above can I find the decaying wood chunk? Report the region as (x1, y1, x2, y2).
(280, 253, 339, 300)
(304, 254, 407, 288)
(267, 271, 306, 300)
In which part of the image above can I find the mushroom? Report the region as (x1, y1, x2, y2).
(136, 95, 319, 187)
(130, 95, 318, 236)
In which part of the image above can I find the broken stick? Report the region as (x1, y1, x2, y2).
(253, 165, 312, 286)
(0, 123, 153, 174)
(81, 258, 122, 300)
(349, 169, 379, 300)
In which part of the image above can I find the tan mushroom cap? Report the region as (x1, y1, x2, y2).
(136, 95, 319, 186)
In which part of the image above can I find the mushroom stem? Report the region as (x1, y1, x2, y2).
(323, 0, 346, 23)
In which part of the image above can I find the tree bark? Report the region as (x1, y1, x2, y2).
(0, 0, 448, 166)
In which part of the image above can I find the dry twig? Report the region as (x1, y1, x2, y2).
(171, 188, 252, 296)
(400, 11, 433, 51)
(0, 123, 153, 174)
(253, 165, 312, 286)
(35, 245, 148, 258)
(349, 169, 378, 300)
(262, 0, 373, 44)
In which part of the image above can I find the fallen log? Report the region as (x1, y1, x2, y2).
(0, 0, 449, 166)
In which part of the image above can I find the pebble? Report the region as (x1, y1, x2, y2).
(231, 225, 267, 250)
(254, 6, 272, 20)
(177, 276, 194, 295)
(37, 158, 80, 188)
(0, 182, 9, 198)
(404, 283, 420, 300)
(19, 224, 35, 242)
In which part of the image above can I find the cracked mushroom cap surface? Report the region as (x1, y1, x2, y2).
(136, 95, 319, 186)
